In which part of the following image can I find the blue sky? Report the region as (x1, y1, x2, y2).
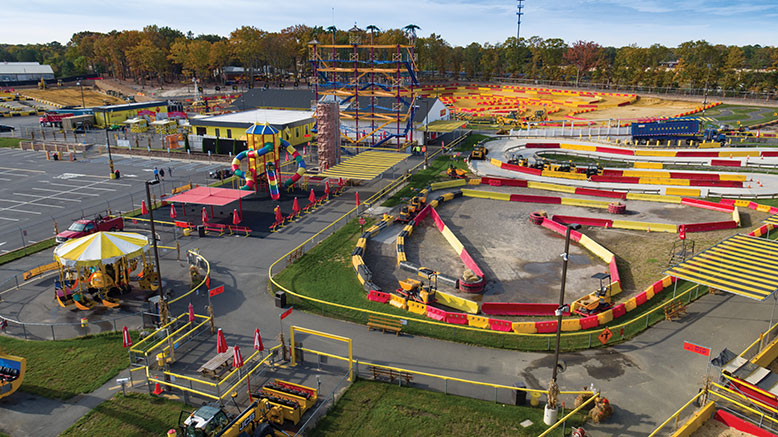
(4, 0, 777, 47)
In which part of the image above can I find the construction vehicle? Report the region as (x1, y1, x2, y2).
(469, 144, 488, 160)
(395, 276, 436, 305)
(446, 164, 467, 179)
(529, 109, 546, 122)
(178, 379, 317, 437)
(395, 194, 426, 223)
(584, 164, 602, 178)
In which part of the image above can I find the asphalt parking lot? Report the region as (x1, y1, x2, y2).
(0, 146, 226, 253)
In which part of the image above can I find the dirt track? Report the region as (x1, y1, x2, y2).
(581, 97, 700, 121)
(22, 87, 125, 107)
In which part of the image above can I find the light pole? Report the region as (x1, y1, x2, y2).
(145, 179, 166, 323)
(103, 111, 115, 175)
(702, 63, 711, 111)
(546, 222, 581, 424)
(424, 98, 430, 168)
(77, 81, 85, 109)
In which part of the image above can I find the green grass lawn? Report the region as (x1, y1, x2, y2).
(0, 332, 135, 399)
(703, 104, 778, 127)
(60, 393, 187, 437)
(0, 237, 57, 266)
(0, 138, 21, 148)
(309, 379, 585, 437)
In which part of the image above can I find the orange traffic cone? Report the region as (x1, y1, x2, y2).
(153, 382, 164, 395)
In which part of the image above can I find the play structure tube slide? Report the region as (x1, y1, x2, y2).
(282, 140, 307, 188)
(231, 139, 306, 198)
(231, 143, 273, 191)
(265, 163, 280, 200)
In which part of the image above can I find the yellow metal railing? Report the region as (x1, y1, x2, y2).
(169, 250, 210, 304)
(648, 390, 707, 436)
(538, 393, 598, 437)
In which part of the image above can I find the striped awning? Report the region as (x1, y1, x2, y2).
(664, 234, 778, 301)
(318, 150, 409, 180)
(763, 214, 778, 226)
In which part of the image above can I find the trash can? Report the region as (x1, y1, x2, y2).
(275, 291, 286, 308)
(197, 225, 205, 238)
(514, 382, 527, 406)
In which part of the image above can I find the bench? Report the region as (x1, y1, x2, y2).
(369, 365, 413, 385)
(367, 315, 402, 335)
(227, 225, 251, 237)
(197, 346, 234, 379)
(664, 300, 687, 322)
(204, 223, 229, 236)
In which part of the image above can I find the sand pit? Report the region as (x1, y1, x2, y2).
(690, 418, 757, 437)
(21, 88, 125, 107)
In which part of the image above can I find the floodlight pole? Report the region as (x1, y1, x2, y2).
(104, 111, 115, 175)
(551, 223, 581, 384)
(146, 179, 165, 322)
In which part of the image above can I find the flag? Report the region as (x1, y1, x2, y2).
(209, 285, 225, 297)
(280, 307, 293, 320)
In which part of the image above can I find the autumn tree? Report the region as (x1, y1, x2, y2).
(563, 40, 603, 85)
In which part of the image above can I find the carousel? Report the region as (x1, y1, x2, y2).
(53, 231, 159, 310)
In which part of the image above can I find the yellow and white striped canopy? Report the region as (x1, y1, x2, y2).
(54, 231, 150, 267)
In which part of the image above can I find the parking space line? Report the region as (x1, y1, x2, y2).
(0, 198, 65, 208)
(13, 193, 81, 202)
(0, 166, 44, 173)
(0, 177, 9, 181)
(31, 187, 99, 197)
(55, 183, 117, 192)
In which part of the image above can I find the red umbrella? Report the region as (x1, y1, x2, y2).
(201, 207, 208, 224)
(355, 192, 360, 207)
(232, 345, 244, 368)
(253, 328, 264, 351)
(188, 303, 195, 323)
(292, 197, 300, 216)
(122, 326, 132, 348)
(308, 189, 316, 204)
(216, 328, 227, 354)
(141, 200, 148, 215)
(324, 181, 330, 196)
(274, 205, 283, 223)
(232, 209, 241, 225)
(170, 204, 177, 220)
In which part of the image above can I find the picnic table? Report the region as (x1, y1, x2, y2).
(197, 346, 234, 379)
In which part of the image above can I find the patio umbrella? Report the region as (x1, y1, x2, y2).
(216, 328, 227, 354)
(141, 200, 148, 215)
(188, 303, 195, 323)
(54, 231, 150, 267)
(122, 326, 132, 348)
(356, 192, 360, 208)
(232, 209, 241, 225)
(308, 189, 316, 204)
(232, 345, 244, 368)
(292, 197, 300, 216)
(170, 204, 177, 220)
(274, 205, 283, 223)
(324, 181, 330, 196)
(254, 328, 264, 351)
(201, 207, 208, 224)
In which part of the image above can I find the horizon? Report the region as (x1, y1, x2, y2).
(3, 0, 778, 48)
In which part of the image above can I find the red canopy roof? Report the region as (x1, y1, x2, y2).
(166, 186, 252, 206)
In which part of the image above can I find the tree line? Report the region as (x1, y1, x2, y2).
(1, 24, 776, 93)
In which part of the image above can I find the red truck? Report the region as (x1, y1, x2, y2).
(56, 215, 124, 243)
(39, 112, 74, 127)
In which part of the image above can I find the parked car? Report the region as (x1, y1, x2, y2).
(0, 124, 15, 132)
(209, 168, 233, 179)
(56, 215, 124, 243)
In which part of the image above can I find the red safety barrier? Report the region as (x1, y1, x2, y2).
(676, 151, 720, 158)
(760, 151, 778, 157)
(535, 320, 558, 334)
(502, 163, 543, 175)
(174, 220, 194, 228)
(552, 215, 613, 228)
(669, 172, 719, 180)
(460, 249, 484, 278)
(481, 302, 562, 316)
(590, 175, 641, 184)
(771, 207, 778, 214)
(367, 290, 391, 303)
(510, 194, 562, 204)
(541, 218, 569, 236)
(601, 169, 624, 177)
(609, 260, 620, 285)
(429, 207, 446, 232)
(714, 410, 776, 437)
(681, 198, 734, 212)
(652, 280, 664, 293)
(480, 177, 528, 187)
(683, 221, 738, 233)
(525, 143, 560, 149)
(579, 315, 600, 330)
(611, 303, 626, 318)
(710, 159, 742, 167)
(574, 187, 627, 199)
(595, 146, 634, 156)
(426, 306, 447, 322)
(446, 312, 469, 325)
(488, 318, 513, 332)
(718, 199, 736, 206)
(728, 379, 778, 409)
(635, 292, 648, 306)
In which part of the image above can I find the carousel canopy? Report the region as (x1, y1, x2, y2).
(53, 231, 150, 267)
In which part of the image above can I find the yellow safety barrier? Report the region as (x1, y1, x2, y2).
(23, 261, 59, 280)
(635, 150, 676, 157)
(436, 290, 479, 314)
(460, 189, 511, 201)
(623, 170, 671, 178)
(597, 309, 614, 324)
(541, 170, 588, 180)
(750, 334, 778, 367)
(389, 294, 407, 310)
(644, 287, 655, 300)
(490, 158, 503, 167)
(356, 238, 367, 249)
(560, 197, 612, 209)
(757, 204, 772, 213)
(526, 181, 577, 193)
(396, 252, 407, 264)
(721, 174, 747, 181)
(439, 227, 465, 254)
(638, 177, 691, 186)
(698, 142, 721, 149)
(467, 314, 490, 329)
(625, 297, 638, 311)
(407, 301, 427, 315)
(732, 207, 741, 226)
(670, 401, 715, 437)
(662, 276, 673, 287)
(512, 321, 537, 334)
(351, 255, 364, 271)
(577, 234, 615, 263)
(429, 179, 467, 190)
(467, 178, 482, 185)
(625, 193, 682, 203)
(612, 220, 677, 233)
(634, 162, 663, 169)
(719, 150, 760, 157)
(666, 187, 701, 197)
(561, 319, 582, 332)
(560, 143, 597, 152)
(610, 280, 622, 295)
(734, 199, 751, 207)
(442, 192, 456, 201)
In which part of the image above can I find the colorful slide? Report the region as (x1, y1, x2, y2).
(283, 141, 307, 188)
(231, 139, 307, 199)
(265, 162, 280, 200)
(231, 143, 273, 192)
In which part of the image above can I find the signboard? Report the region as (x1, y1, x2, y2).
(280, 307, 293, 320)
(597, 327, 613, 345)
(208, 285, 225, 297)
(683, 341, 711, 357)
(440, 109, 446, 117)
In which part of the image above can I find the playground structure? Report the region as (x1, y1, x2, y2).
(52, 231, 155, 310)
(231, 123, 307, 197)
(309, 31, 420, 148)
